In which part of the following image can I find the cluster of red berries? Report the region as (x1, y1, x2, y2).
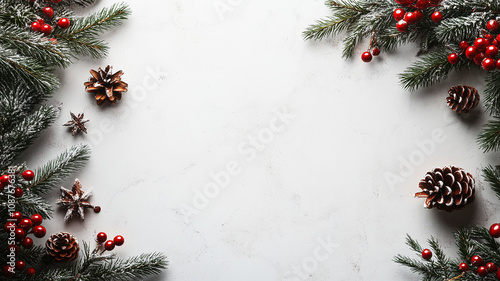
(448, 19, 500, 71)
(361, 47, 380, 63)
(0, 170, 35, 198)
(96, 232, 124, 252)
(29, 0, 70, 35)
(3, 212, 46, 277)
(393, 0, 443, 32)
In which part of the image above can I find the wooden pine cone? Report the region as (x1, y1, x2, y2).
(446, 85, 479, 114)
(45, 232, 80, 262)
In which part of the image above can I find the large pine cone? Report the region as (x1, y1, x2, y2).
(446, 85, 480, 114)
(84, 65, 128, 106)
(46, 232, 80, 262)
(415, 166, 475, 212)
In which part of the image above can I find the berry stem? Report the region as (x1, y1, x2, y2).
(446, 272, 465, 281)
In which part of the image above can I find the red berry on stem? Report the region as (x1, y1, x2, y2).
(93, 206, 101, 213)
(372, 47, 380, 56)
(0, 175, 10, 186)
(474, 52, 486, 65)
(104, 240, 115, 251)
(10, 211, 22, 223)
(21, 237, 33, 249)
(488, 19, 500, 32)
(486, 34, 495, 44)
(32, 225, 46, 238)
(361, 51, 372, 62)
(57, 18, 70, 29)
(15, 228, 25, 241)
(475, 38, 489, 50)
(493, 225, 500, 237)
(15, 260, 25, 271)
(19, 218, 32, 231)
(431, 11, 443, 23)
(487, 262, 498, 273)
(483, 58, 496, 71)
(40, 24, 52, 35)
(478, 266, 488, 276)
(22, 170, 34, 181)
(43, 7, 54, 18)
(472, 255, 484, 266)
(97, 232, 107, 243)
(31, 214, 42, 226)
(404, 12, 417, 25)
(397, 20, 408, 32)
(37, 19, 45, 26)
(393, 8, 405, 21)
(26, 268, 35, 276)
(413, 10, 423, 22)
(113, 235, 124, 246)
(459, 262, 469, 272)
(486, 45, 499, 58)
(466, 46, 478, 59)
(415, 0, 429, 9)
(5, 221, 16, 232)
(448, 53, 459, 64)
(31, 21, 41, 32)
(3, 265, 14, 277)
(14, 187, 23, 198)
(459, 40, 469, 50)
(422, 249, 432, 260)
(496, 59, 500, 70)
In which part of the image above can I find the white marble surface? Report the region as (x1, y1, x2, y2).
(21, 0, 500, 280)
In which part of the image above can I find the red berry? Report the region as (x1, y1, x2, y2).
(43, 7, 54, 18)
(21, 237, 33, 249)
(472, 255, 484, 266)
(483, 57, 496, 71)
(478, 266, 488, 276)
(57, 18, 70, 29)
(475, 38, 489, 50)
(15, 228, 25, 241)
(459, 40, 469, 50)
(31, 214, 42, 226)
(97, 232, 107, 243)
(413, 10, 423, 22)
(10, 211, 23, 223)
(486, 34, 495, 44)
(488, 19, 500, 32)
(113, 235, 124, 246)
(431, 11, 443, 23)
(497, 59, 500, 70)
(466, 46, 478, 59)
(0, 175, 10, 186)
(37, 19, 45, 26)
(104, 240, 115, 251)
(459, 262, 469, 272)
(5, 222, 16, 232)
(19, 218, 32, 231)
(32, 225, 46, 238)
(361, 51, 372, 62)
(22, 170, 34, 181)
(15, 260, 25, 271)
(448, 53, 459, 64)
(14, 188, 23, 198)
(93, 206, 101, 213)
(492, 223, 500, 236)
(474, 52, 486, 65)
(372, 47, 380, 56)
(3, 265, 14, 277)
(415, 0, 429, 9)
(422, 249, 432, 260)
(26, 268, 35, 276)
(395, 0, 416, 6)
(31, 21, 41, 32)
(393, 8, 405, 21)
(397, 20, 408, 32)
(404, 12, 417, 25)
(487, 262, 498, 273)
(40, 24, 52, 35)
(497, 268, 500, 279)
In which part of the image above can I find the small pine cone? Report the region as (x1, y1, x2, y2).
(46, 232, 80, 262)
(415, 166, 475, 212)
(84, 65, 128, 106)
(446, 85, 479, 114)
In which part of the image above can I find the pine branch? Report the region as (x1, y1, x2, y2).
(483, 165, 500, 201)
(484, 71, 500, 115)
(435, 14, 485, 44)
(29, 145, 91, 196)
(477, 116, 500, 153)
(0, 191, 53, 219)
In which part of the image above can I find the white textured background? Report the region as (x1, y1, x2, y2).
(20, 0, 500, 280)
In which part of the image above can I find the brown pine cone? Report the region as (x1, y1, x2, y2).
(415, 166, 475, 212)
(46, 232, 80, 262)
(84, 65, 128, 106)
(446, 85, 479, 113)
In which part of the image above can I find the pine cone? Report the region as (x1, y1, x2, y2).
(46, 232, 80, 262)
(415, 166, 475, 212)
(446, 85, 480, 114)
(84, 65, 128, 106)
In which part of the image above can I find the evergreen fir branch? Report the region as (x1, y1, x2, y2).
(484, 71, 500, 115)
(29, 145, 91, 196)
(59, 36, 109, 58)
(435, 14, 485, 44)
(399, 49, 470, 91)
(454, 228, 474, 262)
(86, 252, 168, 280)
(0, 105, 58, 170)
(469, 226, 500, 262)
(303, 15, 361, 41)
(477, 116, 500, 152)
(428, 237, 452, 278)
(405, 234, 423, 253)
(0, 192, 53, 219)
(393, 255, 435, 277)
(483, 165, 500, 201)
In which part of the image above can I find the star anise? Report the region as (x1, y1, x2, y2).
(57, 179, 100, 221)
(63, 112, 89, 136)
